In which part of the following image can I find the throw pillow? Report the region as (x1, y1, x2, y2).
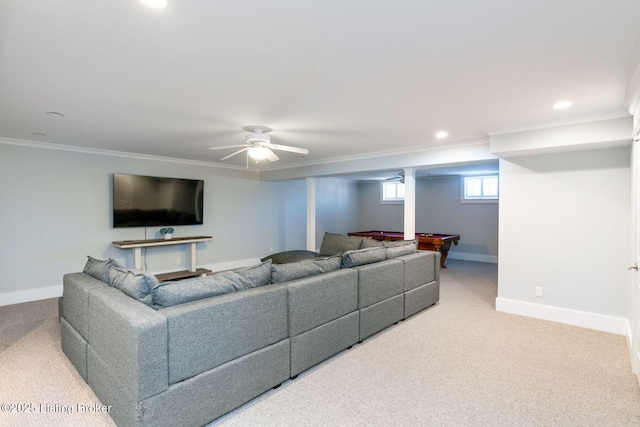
(261, 250, 321, 264)
(341, 247, 388, 268)
(233, 259, 272, 288)
(152, 273, 240, 308)
(83, 256, 123, 283)
(108, 266, 158, 306)
(271, 255, 341, 284)
(318, 232, 363, 256)
(385, 243, 418, 259)
(360, 237, 383, 248)
(382, 239, 418, 247)
(151, 259, 272, 308)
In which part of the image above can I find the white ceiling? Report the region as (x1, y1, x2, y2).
(1, 0, 639, 176)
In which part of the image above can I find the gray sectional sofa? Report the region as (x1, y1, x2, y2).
(60, 233, 441, 426)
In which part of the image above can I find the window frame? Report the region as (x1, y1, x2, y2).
(380, 181, 405, 204)
(460, 175, 499, 204)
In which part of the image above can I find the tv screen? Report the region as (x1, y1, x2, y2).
(113, 174, 204, 228)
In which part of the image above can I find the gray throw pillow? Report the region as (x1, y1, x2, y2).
(108, 266, 158, 305)
(152, 259, 272, 307)
(233, 259, 272, 288)
(382, 239, 418, 247)
(271, 255, 341, 284)
(341, 247, 388, 268)
(319, 232, 363, 256)
(261, 250, 321, 264)
(360, 237, 383, 248)
(153, 273, 239, 308)
(83, 256, 123, 283)
(385, 243, 418, 259)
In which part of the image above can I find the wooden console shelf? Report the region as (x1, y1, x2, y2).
(155, 268, 212, 282)
(112, 236, 212, 278)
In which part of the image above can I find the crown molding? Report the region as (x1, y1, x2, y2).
(259, 136, 491, 174)
(0, 137, 259, 172)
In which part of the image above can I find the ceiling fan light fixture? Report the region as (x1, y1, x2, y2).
(246, 133, 270, 144)
(248, 146, 270, 160)
(435, 131, 448, 139)
(553, 100, 572, 110)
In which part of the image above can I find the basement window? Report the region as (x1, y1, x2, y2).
(381, 181, 404, 203)
(461, 175, 499, 203)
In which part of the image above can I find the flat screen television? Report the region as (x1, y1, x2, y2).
(113, 174, 204, 228)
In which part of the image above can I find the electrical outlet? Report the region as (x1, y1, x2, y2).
(177, 257, 181, 265)
(535, 286, 544, 297)
(269, 247, 274, 253)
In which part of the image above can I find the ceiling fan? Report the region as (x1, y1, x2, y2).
(386, 171, 405, 183)
(209, 126, 309, 163)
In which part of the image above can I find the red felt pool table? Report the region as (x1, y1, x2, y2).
(347, 230, 460, 268)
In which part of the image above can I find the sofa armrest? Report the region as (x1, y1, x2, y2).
(87, 286, 168, 402)
(63, 272, 109, 338)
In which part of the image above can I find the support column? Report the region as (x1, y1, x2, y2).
(403, 168, 416, 239)
(306, 177, 316, 251)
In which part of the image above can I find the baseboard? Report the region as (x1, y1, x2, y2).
(447, 252, 498, 264)
(0, 285, 63, 307)
(495, 297, 627, 335)
(1, 258, 262, 307)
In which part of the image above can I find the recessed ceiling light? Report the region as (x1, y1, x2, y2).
(139, 0, 169, 8)
(45, 111, 65, 117)
(435, 131, 448, 139)
(553, 100, 572, 110)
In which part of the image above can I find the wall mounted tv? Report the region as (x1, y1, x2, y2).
(113, 174, 204, 228)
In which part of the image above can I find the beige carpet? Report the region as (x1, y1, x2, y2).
(1, 261, 639, 426)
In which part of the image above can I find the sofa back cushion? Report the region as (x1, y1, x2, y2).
(319, 232, 363, 256)
(152, 259, 272, 308)
(159, 284, 288, 384)
(271, 256, 341, 284)
(286, 269, 358, 336)
(356, 259, 404, 308)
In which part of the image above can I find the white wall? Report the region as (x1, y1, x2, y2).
(357, 178, 499, 261)
(497, 146, 631, 334)
(0, 142, 308, 305)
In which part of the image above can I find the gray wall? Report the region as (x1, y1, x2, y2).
(315, 178, 360, 246)
(0, 143, 308, 304)
(357, 177, 499, 261)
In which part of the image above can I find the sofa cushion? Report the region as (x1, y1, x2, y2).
(108, 267, 158, 305)
(318, 232, 363, 256)
(271, 255, 341, 284)
(152, 259, 272, 307)
(261, 250, 321, 264)
(83, 256, 123, 283)
(341, 247, 388, 268)
(385, 241, 418, 259)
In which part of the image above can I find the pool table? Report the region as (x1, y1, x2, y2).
(347, 230, 460, 268)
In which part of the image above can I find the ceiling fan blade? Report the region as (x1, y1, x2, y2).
(265, 148, 279, 162)
(266, 143, 309, 155)
(220, 147, 250, 160)
(209, 144, 248, 151)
